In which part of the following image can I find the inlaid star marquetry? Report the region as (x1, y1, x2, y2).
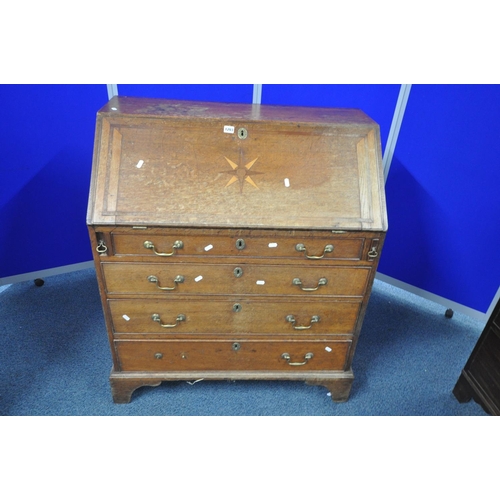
(222, 150, 264, 192)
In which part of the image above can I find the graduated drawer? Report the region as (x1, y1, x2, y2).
(114, 339, 352, 372)
(109, 297, 361, 336)
(110, 230, 364, 261)
(101, 262, 370, 297)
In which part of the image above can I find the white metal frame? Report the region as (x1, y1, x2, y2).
(383, 84, 412, 182)
(107, 84, 118, 99)
(252, 84, 262, 104)
(376, 272, 495, 323)
(0, 261, 94, 287)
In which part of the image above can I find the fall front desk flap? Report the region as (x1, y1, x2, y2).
(87, 96, 387, 231)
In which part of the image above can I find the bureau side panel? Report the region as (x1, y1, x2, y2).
(88, 226, 120, 370)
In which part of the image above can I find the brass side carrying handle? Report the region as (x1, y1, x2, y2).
(143, 240, 183, 257)
(286, 314, 320, 330)
(367, 238, 380, 260)
(96, 240, 108, 254)
(295, 243, 333, 259)
(292, 277, 328, 292)
(281, 352, 314, 366)
(147, 275, 184, 291)
(151, 313, 186, 328)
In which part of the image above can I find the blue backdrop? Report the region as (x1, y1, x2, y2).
(118, 84, 254, 103)
(0, 84, 108, 278)
(378, 84, 500, 313)
(1, 84, 498, 315)
(261, 84, 400, 156)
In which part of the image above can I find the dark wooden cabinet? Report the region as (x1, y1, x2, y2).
(87, 96, 388, 404)
(453, 297, 500, 415)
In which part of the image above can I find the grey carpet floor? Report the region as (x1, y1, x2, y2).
(0, 267, 488, 415)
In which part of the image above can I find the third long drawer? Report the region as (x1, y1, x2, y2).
(108, 297, 362, 336)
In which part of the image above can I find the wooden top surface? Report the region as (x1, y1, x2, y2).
(98, 96, 377, 125)
(87, 97, 388, 231)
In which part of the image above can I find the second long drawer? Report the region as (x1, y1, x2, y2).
(102, 262, 370, 297)
(109, 297, 362, 336)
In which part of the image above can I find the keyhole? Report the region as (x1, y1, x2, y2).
(235, 238, 246, 250)
(238, 127, 247, 139)
(233, 267, 243, 278)
(233, 303, 242, 312)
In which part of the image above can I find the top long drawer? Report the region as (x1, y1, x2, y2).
(110, 231, 365, 261)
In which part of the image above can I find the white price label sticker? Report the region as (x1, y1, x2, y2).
(224, 125, 235, 134)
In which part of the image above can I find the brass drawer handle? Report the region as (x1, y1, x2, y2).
(147, 275, 184, 291)
(292, 277, 328, 291)
(281, 352, 314, 366)
(295, 243, 333, 259)
(143, 240, 183, 257)
(286, 314, 320, 330)
(151, 313, 186, 328)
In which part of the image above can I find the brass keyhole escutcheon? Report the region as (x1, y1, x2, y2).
(238, 127, 248, 139)
(232, 342, 241, 351)
(233, 303, 242, 313)
(235, 238, 246, 250)
(234, 267, 243, 278)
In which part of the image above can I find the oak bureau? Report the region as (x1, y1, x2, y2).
(87, 96, 388, 404)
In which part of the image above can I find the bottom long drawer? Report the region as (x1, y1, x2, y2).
(114, 339, 352, 372)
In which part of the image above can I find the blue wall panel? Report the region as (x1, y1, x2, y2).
(378, 84, 500, 313)
(0, 84, 109, 279)
(117, 84, 253, 103)
(2, 84, 498, 315)
(261, 84, 400, 155)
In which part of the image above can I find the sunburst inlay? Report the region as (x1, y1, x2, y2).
(222, 149, 264, 192)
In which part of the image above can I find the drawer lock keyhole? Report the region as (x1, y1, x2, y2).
(235, 238, 246, 250)
(233, 303, 242, 313)
(234, 267, 244, 278)
(232, 342, 241, 351)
